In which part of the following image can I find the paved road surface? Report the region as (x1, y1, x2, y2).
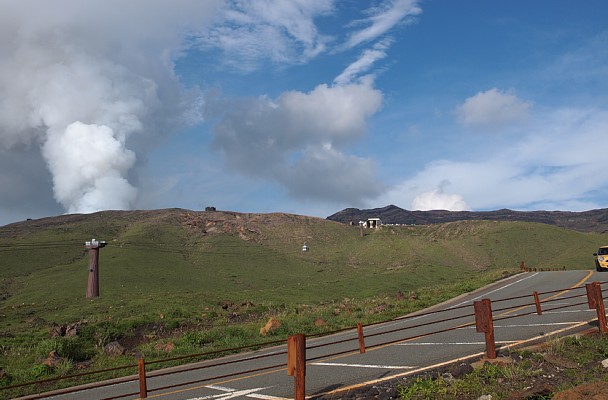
(38, 269, 604, 400)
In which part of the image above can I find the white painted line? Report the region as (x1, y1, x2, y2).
(248, 395, 290, 400)
(543, 309, 594, 314)
(452, 321, 585, 330)
(311, 362, 416, 369)
(206, 385, 234, 392)
(450, 272, 540, 308)
(397, 341, 517, 346)
(494, 322, 586, 328)
(369, 275, 539, 331)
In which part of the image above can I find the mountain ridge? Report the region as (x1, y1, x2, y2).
(327, 205, 608, 233)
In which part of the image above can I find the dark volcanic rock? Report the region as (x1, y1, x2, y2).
(327, 205, 608, 233)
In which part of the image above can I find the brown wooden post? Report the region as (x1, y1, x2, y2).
(288, 334, 306, 400)
(474, 299, 496, 359)
(533, 291, 542, 315)
(138, 357, 147, 398)
(586, 282, 608, 333)
(357, 322, 366, 353)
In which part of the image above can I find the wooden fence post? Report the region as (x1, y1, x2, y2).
(474, 299, 496, 359)
(533, 291, 542, 315)
(288, 334, 306, 400)
(357, 322, 366, 353)
(138, 357, 147, 399)
(586, 282, 608, 334)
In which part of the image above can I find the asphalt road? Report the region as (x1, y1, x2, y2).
(39, 269, 604, 400)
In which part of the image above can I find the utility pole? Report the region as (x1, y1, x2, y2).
(85, 238, 106, 298)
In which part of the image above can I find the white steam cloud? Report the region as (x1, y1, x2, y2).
(411, 185, 470, 211)
(0, 0, 220, 215)
(43, 122, 137, 213)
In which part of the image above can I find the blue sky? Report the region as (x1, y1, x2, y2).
(1, 0, 607, 226)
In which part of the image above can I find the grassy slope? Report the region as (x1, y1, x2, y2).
(0, 210, 605, 329)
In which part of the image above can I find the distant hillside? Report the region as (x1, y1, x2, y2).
(327, 205, 608, 233)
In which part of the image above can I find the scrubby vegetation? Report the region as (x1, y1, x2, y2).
(394, 332, 608, 400)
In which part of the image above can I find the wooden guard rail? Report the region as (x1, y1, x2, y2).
(5, 280, 608, 400)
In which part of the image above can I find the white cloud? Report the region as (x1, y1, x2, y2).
(344, 0, 421, 49)
(278, 143, 382, 203)
(455, 88, 531, 129)
(197, 0, 333, 70)
(334, 39, 392, 85)
(209, 80, 384, 204)
(379, 107, 608, 212)
(544, 31, 608, 85)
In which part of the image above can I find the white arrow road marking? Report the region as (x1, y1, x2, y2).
(189, 385, 288, 400)
(311, 362, 416, 369)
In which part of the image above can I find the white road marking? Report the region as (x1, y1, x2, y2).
(189, 388, 261, 399)
(543, 309, 594, 314)
(206, 385, 236, 392)
(450, 273, 540, 308)
(247, 395, 290, 399)
(453, 321, 585, 330)
(370, 273, 543, 332)
(493, 321, 587, 328)
(189, 385, 287, 400)
(367, 273, 542, 333)
(397, 341, 518, 346)
(311, 362, 416, 369)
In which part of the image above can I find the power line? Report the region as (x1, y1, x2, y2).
(0, 239, 309, 256)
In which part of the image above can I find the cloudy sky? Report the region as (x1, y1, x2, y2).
(1, 0, 607, 226)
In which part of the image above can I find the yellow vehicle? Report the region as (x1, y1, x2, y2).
(594, 246, 608, 271)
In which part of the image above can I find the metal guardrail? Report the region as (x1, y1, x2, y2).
(4, 279, 608, 400)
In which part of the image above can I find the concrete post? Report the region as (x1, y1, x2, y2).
(85, 239, 106, 298)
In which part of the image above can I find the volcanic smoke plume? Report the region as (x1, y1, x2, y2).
(0, 0, 219, 214)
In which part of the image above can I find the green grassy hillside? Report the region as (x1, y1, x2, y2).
(1, 210, 603, 323)
(0, 209, 605, 395)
